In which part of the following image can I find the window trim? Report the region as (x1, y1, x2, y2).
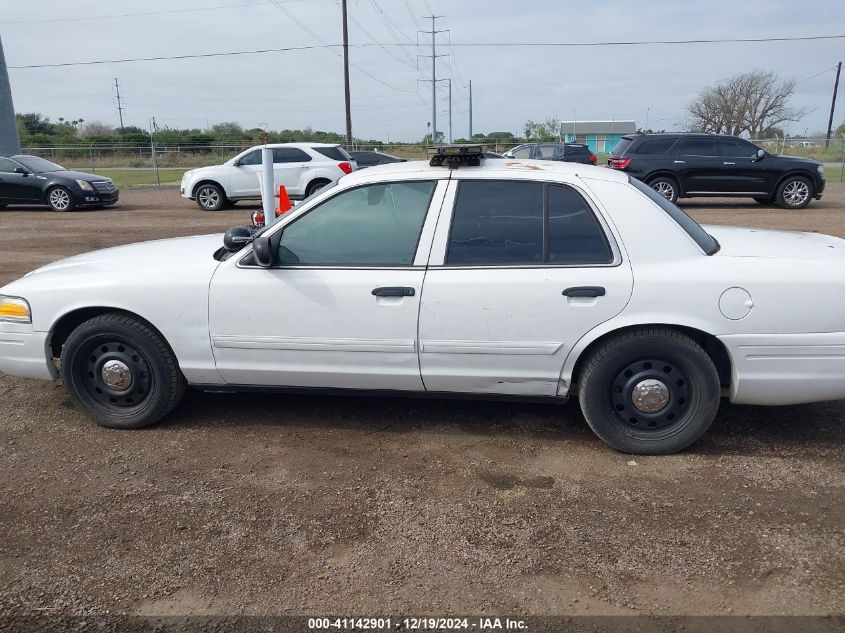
(438, 178, 621, 269)
(237, 179, 439, 269)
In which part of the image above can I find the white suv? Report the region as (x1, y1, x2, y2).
(181, 143, 357, 211)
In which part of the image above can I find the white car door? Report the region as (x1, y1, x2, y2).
(228, 149, 263, 198)
(418, 177, 634, 396)
(272, 147, 313, 198)
(208, 177, 448, 390)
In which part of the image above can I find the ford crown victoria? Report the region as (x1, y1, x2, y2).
(2, 147, 844, 454)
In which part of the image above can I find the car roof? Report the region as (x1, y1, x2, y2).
(260, 142, 340, 149)
(341, 158, 629, 184)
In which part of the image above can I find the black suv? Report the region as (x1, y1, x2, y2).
(505, 142, 597, 165)
(608, 133, 825, 209)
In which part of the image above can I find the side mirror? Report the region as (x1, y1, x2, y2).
(223, 226, 252, 252)
(14, 166, 28, 175)
(503, 151, 514, 158)
(252, 234, 275, 267)
(755, 149, 765, 160)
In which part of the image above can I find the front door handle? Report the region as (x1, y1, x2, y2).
(372, 286, 415, 297)
(723, 161, 736, 165)
(563, 286, 605, 298)
(673, 160, 686, 164)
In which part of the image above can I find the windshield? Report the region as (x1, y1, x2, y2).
(15, 156, 67, 173)
(629, 177, 720, 255)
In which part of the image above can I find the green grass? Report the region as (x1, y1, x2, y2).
(75, 168, 187, 188)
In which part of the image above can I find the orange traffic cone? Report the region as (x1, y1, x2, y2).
(276, 185, 292, 216)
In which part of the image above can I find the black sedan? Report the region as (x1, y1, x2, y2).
(0, 155, 119, 211)
(348, 150, 406, 169)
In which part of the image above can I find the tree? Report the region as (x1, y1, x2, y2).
(686, 70, 808, 137)
(523, 117, 559, 141)
(835, 122, 845, 137)
(78, 121, 115, 138)
(17, 113, 54, 135)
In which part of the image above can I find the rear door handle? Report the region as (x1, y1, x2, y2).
(372, 286, 415, 297)
(563, 286, 605, 298)
(673, 160, 686, 164)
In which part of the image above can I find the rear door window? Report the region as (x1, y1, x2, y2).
(274, 147, 312, 163)
(547, 185, 613, 264)
(677, 138, 717, 156)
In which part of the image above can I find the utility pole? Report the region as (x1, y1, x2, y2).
(341, 0, 353, 148)
(447, 79, 452, 144)
(418, 16, 447, 145)
(149, 117, 160, 187)
(468, 79, 473, 139)
(114, 78, 125, 131)
(0, 34, 21, 155)
(825, 61, 842, 149)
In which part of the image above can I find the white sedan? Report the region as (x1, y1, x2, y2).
(2, 147, 844, 454)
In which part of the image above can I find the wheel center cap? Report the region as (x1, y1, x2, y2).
(102, 359, 133, 391)
(632, 379, 670, 413)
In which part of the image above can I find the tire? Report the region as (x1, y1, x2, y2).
(0, 203, 7, 208)
(577, 327, 721, 455)
(47, 186, 77, 212)
(648, 177, 679, 204)
(753, 196, 774, 205)
(195, 183, 226, 211)
(775, 176, 813, 209)
(61, 313, 186, 429)
(305, 179, 331, 197)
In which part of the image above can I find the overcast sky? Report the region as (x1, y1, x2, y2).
(3, 0, 844, 142)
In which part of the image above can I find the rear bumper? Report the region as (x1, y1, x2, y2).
(719, 332, 845, 405)
(0, 324, 56, 381)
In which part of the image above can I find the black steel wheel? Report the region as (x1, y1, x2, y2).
(62, 313, 185, 429)
(578, 327, 721, 454)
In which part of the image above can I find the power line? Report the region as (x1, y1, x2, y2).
(368, 0, 416, 67)
(2, 1, 283, 25)
(9, 34, 845, 69)
(796, 65, 839, 84)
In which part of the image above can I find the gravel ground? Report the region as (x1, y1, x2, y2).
(0, 185, 843, 625)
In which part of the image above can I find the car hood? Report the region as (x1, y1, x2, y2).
(704, 225, 845, 260)
(47, 169, 108, 181)
(21, 234, 224, 280)
(773, 154, 822, 166)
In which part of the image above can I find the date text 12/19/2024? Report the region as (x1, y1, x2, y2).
(308, 617, 528, 630)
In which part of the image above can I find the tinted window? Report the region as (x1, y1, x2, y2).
(611, 137, 634, 156)
(633, 138, 676, 154)
(717, 138, 757, 157)
(629, 177, 719, 255)
(537, 145, 559, 159)
(278, 181, 435, 266)
(352, 152, 378, 166)
(448, 181, 543, 265)
(0, 158, 20, 173)
(548, 185, 613, 264)
(238, 150, 261, 165)
(313, 146, 352, 162)
(677, 138, 717, 156)
(14, 156, 65, 173)
(274, 147, 312, 163)
(511, 146, 533, 159)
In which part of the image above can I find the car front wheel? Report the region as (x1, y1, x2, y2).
(577, 327, 721, 454)
(649, 177, 679, 204)
(776, 176, 813, 209)
(61, 313, 186, 429)
(47, 186, 77, 211)
(195, 183, 226, 211)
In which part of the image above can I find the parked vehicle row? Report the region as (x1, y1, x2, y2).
(504, 142, 597, 165)
(608, 133, 825, 209)
(2, 146, 844, 455)
(0, 155, 119, 211)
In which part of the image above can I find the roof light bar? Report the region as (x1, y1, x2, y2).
(429, 144, 485, 167)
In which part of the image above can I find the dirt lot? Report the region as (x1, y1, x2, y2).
(0, 185, 843, 626)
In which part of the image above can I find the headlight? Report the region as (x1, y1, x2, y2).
(76, 179, 93, 191)
(0, 295, 32, 323)
(817, 165, 825, 174)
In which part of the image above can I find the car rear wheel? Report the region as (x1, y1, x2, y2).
(195, 183, 226, 211)
(61, 313, 186, 429)
(47, 186, 76, 212)
(577, 327, 721, 454)
(306, 179, 331, 197)
(648, 177, 679, 204)
(776, 176, 813, 209)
